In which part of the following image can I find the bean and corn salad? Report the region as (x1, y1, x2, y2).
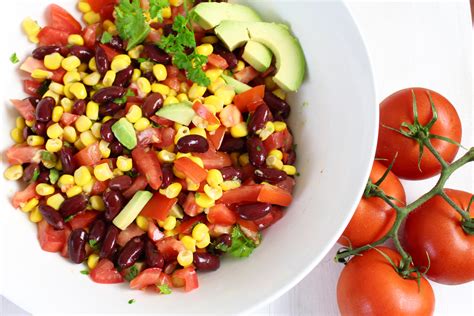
(6, 0, 298, 293)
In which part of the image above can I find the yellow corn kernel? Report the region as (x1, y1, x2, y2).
(188, 127, 206, 139)
(90, 195, 106, 211)
(66, 185, 83, 198)
(157, 149, 176, 163)
(159, 182, 182, 199)
(265, 76, 277, 90)
(233, 60, 245, 72)
(220, 180, 241, 191)
(74, 166, 92, 186)
(282, 165, 297, 176)
(46, 193, 65, 210)
(43, 90, 60, 104)
(63, 72, 81, 86)
(230, 122, 248, 138)
(25, 119, 34, 127)
(84, 11, 101, 25)
(177, 249, 193, 267)
(10, 128, 24, 143)
(266, 155, 284, 170)
(172, 166, 186, 179)
(69, 82, 87, 100)
(238, 153, 249, 166)
(36, 183, 55, 196)
(140, 61, 154, 72)
(27, 135, 44, 146)
(274, 121, 287, 132)
(60, 97, 74, 112)
(91, 123, 102, 139)
(68, 34, 84, 46)
(58, 174, 74, 187)
(61, 126, 76, 144)
(78, 62, 88, 72)
(204, 184, 223, 200)
(174, 126, 190, 144)
(117, 156, 133, 172)
(163, 216, 177, 231)
(15, 117, 25, 129)
(21, 197, 39, 212)
(188, 83, 207, 100)
(95, 140, 109, 159)
(80, 130, 97, 147)
(4, 165, 23, 180)
(273, 88, 287, 100)
(205, 69, 223, 83)
(161, 6, 172, 18)
(184, 178, 199, 191)
(176, 93, 189, 103)
(102, 116, 113, 123)
(189, 156, 204, 169)
(180, 235, 196, 252)
(75, 140, 86, 150)
(113, 168, 124, 177)
(55, 159, 63, 171)
(201, 35, 219, 44)
(75, 115, 93, 132)
(151, 83, 170, 95)
(80, 177, 94, 194)
(191, 223, 209, 242)
(94, 163, 114, 181)
(110, 54, 131, 72)
(229, 152, 239, 167)
(178, 83, 189, 95)
(204, 95, 224, 113)
(29, 207, 43, 223)
(196, 232, 210, 249)
(164, 96, 179, 106)
(206, 170, 223, 188)
(49, 106, 63, 123)
(87, 253, 100, 270)
(43, 52, 63, 70)
(125, 105, 142, 123)
(195, 43, 213, 56)
(136, 215, 149, 231)
(88, 57, 97, 71)
(215, 86, 235, 105)
(131, 68, 141, 82)
(84, 101, 99, 121)
(61, 56, 81, 72)
(134, 117, 150, 131)
(31, 69, 53, 80)
(257, 121, 275, 141)
(102, 19, 114, 31)
(77, 1, 91, 13)
(268, 149, 283, 161)
(83, 72, 100, 86)
(136, 77, 151, 96)
(127, 44, 143, 59)
(22, 17, 41, 43)
(48, 82, 64, 96)
(45, 138, 63, 153)
(152, 64, 167, 81)
(169, 0, 183, 6)
(195, 193, 215, 208)
(46, 123, 63, 139)
(100, 70, 115, 87)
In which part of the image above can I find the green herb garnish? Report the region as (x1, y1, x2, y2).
(149, 0, 169, 21)
(10, 53, 19, 64)
(228, 225, 258, 258)
(88, 239, 100, 251)
(31, 168, 40, 182)
(125, 265, 139, 281)
(64, 215, 74, 223)
(157, 284, 172, 294)
(36, 79, 51, 96)
(115, 0, 150, 50)
(128, 299, 135, 304)
(49, 169, 60, 184)
(80, 269, 89, 275)
(100, 31, 113, 44)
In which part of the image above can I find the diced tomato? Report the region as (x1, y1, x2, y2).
(207, 204, 237, 226)
(19, 56, 44, 73)
(263, 130, 286, 152)
(254, 206, 284, 230)
(233, 85, 265, 112)
(276, 176, 296, 194)
(90, 180, 109, 195)
(123, 175, 148, 199)
(156, 237, 185, 262)
(68, 211, 99, 230)
(140, 191, 177, 221)
(207, 126, 226, 150)
(137, 128, 162, 146)
(6, 144, 41, 165)
(60, 112, 79, 126)
(261, 65, 276, 78)
(147, 220, 164, 242)
(147, 28, 162, 43)
(192, 101, 220, 125)
(38, 27, 70, 46)
(234, 66, 259, 84)
(130, 268, 162, 290)
(174, 157, 207, 184)
(82, 23, 100, 48)
(207, 54, 228, 69)
(158, 127, 177, 148)
(37, 220, 66, 253)
(219, 104, 242, 128)
(90, 259, 124, 284)
(172, 267, 199, 292)
(194, 148, 232, 169)
(132, 146, 163, 190)
(99, 43, 120, 61)
(60, 226, 72, 258)
(74, 142, 101, 166)
(241, 164, 256, 182)
(257, 184, 293, 206)
(12, 182, 38, 208)
(87, 0, 115, 12)
(166, 65, 180, 77)
(156, 272, 172, 287)
(208, 223, 233, 236)
(117, 223, 146, 247)
(99, 2, 115, 21)
(280, 128, 293, 152)
(238, 219, 260, 242)
(10, 99, 35, 121)
(46, 4, 81, 34)
(219, 185, 262, 205)
(51, 68, 66, 83)
(162, 77, 180, 91)
(23, 80, 41, 96)
(182, 193, 204, 217)
(150, 116, 174, 127)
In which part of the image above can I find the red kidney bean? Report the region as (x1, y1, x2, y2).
(99, 102, 121, 117)
(109, 175, 132, 191)
(60, 194, 88, 218)
(213, 44, 238, 69)
(176, 135, 209, 153)
(219, 166, 243, 181)
(254, 167, 287, 184)
(107, 36, 125, 51)
(37, 170, 50, 184)
(142, 93, 163, 117)
(35, 97, 55, 122)
(69, 46, 94, 62)
(22, 126, 33, 140)
(100, 225, 120, 259)
(236, 203, 272, 220)
(248, 103, 273, 134)
(32, 45, 61, 59)
(285, 150, 297, 165)
(142, 44, 171, 64)
(113, 65, 133, 87)
(89, 219, 107, 246)
(60, 146, 76, 174)
(264, 91, 290, 119)
(100, 118, 117, 142)
(212, 233, 232, 255)
(160, 164, 174, 189)
(247, 136, 267, 167)
(72, 99, 86, 115)
(117, 236, 145, 269)
(92, 86, 126, 103)
(32, 121, 46, 136)
(95, 44, 109, 75)
(145, 239, 164, 269)
(193, 252, 220, 271)
(26, 97, 40, 107)
(109, 140, 123, 156)
(39, 204, 65, 230)
(103, 190, 124, 221)
(23, 163, 39, 183)
(219, 134, 245, 152)
(68, 229, 88, 263)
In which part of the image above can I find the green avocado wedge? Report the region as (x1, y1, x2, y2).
(242, 40, 272, 72)
(111, 118, 137, 150)
(192, 2, 262, 30)
(113, 191, 153, 230)
(155, 101, 195, 126)
(221, 74, 251, 94)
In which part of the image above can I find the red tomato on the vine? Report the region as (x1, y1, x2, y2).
(337, 247, 435, 316)
(376, 88, 461, 180)
(404, 189, 474, 285)
(339, 161, 405, 248)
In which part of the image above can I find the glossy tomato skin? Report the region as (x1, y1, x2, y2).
(377, 88, 461, 180)
(339, 161, 405, 247)
(404, 189, 474, 285)
(337, 247, 435, 316)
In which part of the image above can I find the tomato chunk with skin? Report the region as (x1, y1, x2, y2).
(233, 85, 265, 112)
(182, 193, 204, 217)
(194, 148, 232, 169)
(207, 204, 237, 226)
(90, 259, 124, 284)
(172, 267, 199, 292)
(12, 182, 39, 208)
(38, 27, 70, 46)
(257, 184, 293, 206)
(140, 192, 177, 221)
(130, 268, 162, 290)
(207, 54, 229, 69)
(46, 4, 82, 34)
(156, 237, 185, 262)
(74, 142, 101, 166)
(174, 157, 208, 184)
(123, 175, 148, 199)
(132, 146, 163, 190)
(68, 211, 99, 230)
(10, 99, 35, 121)
(38, 220, 66, 253)
(207, 126, 226, 150)
(218, 185, 263, 205)
(6, 144, 41, 165)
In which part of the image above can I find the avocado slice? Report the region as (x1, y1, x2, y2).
(113, 190, 153, 230)
(221, 74, 251, 94)
(192, 2, 262, 30)
(214, 20, 250, 52)
(155, 101, 195, 126)
(242, 40, 272, 72)
(111, 118, 137, 150)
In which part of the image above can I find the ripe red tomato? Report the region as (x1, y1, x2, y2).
(37, 220, 66, 253)
(46, 4, 82, 34)
(404, 189, 474, 285)
(172, 267, 199, 292)
(6, 144, 41, 165)
(90, 259, 124, 284)
(376, 88, 461, 180)
(207, 204, 237, 226)
(10, 99, 35, 121)
(132, 146, 163, 190)
(12, 182, 38, 208)
(337, 247, 435, 316)
(129, 268, 162, 290)
(339, 161, 405, 248)
(38, 26, 70, 46)
(74, 142, 101, 166)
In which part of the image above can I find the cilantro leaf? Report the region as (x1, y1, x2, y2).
(10, 53, 19, 64)
(64, 215, 74, 223)
(49, 169, 60, 184)
(228, 225, 258, 258)
(157, 284, 172, 294)
(100, 31, 113, 44)
(128, 299, 135, 304)
(88, 239, 100, 251)
(31, 168, 40, 182)
(149, 0, 169, 21)
(115, 0, 150, 50)
(80, 269, 89, 275)
(125, 265, 139, 281)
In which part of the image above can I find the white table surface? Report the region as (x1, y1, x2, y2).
(2, 1, 473, 315)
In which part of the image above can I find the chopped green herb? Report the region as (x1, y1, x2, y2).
(89, 239, 100, 251)
(64, 215, 74, 223)
(215, 242, 230, 252)
(125, 89, 136, 97)
(256, 145, 262, 151)
(128, 299, 135, 304)
(228, 225, 258, 258)
(41, 151, 57, 165)
(125, 170, 138, 178)
(149, 0, 169, 21)
(114, 96, 127, 104)
(125, 265, 139, 281)
(136, 57, 149, 63)
(10, 53, 19, 64)
(100, 31, 113, 44)
(49, 169, 60, 184)
(157, 284, 172, 294)
(115, 0, 150, 50)
(80, 269, 89, 275)
(36, 79, 51, 96)
(31, 168, 40, 182)
(295, 172, 301, 177)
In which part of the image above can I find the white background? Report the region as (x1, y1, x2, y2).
(1, 0, 473, 315)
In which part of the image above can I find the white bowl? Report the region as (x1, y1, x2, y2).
(0, 0, 377, 314)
